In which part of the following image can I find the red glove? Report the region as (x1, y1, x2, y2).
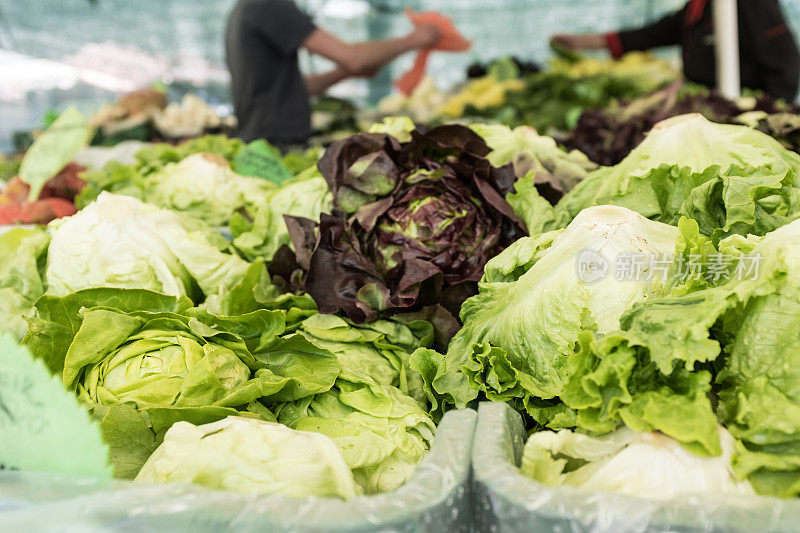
(395, 9, 472, 95)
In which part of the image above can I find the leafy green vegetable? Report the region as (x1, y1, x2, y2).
(135, 135, 245, 175)
(45, 193, 250, 304)
(469, 122, 597, 199)
(551, 114, 800, 238)
(144, 153, 274, 226)
(275, 376, 435, 494)
(23, 287, 342, 478)
(230, 166, 332, 262)
(411, 206, 681, 422)
(0, 227, 49, 340)
(367, 116, 416, 142)
(521, 426, 752, 499)
(136, 417, 359, 498)
(280, 146, 323, 176)
(233, 139, 293, 185)
(20, 107, 92, 200)
(77, 134, 247, 209)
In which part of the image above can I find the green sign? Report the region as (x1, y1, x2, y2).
(0, 334, 112, 478)
(234, 140, 293, 185)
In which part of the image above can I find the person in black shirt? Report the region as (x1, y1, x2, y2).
(550, 0, 800, 101)
(225, 0, 439, 146)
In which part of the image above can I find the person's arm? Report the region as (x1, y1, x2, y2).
(741, 0, 800, 101)
(304, 67, 351, 96)
(302, 26, 439, 76)
(551, 4, 688, 58)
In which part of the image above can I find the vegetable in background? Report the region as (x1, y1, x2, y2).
(230, 166, 332, 263)
(144, 153, 274, 226)
(136, 417, 359, 499)
(286, 125, 526, 324)
(522, 426, 752, 499)
(469, 123, 597, 200)
(564, 83, 797, 166)
(77, 134, 293, 213)
(456, 52, 675, 134)
(45, 192, 250, 304)
(533, 114, 800, 239)
(19, 107, 92, 201)
(0, 162, 87, 225)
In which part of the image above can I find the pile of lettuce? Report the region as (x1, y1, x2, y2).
(516, 114, 800, 239)
(563, 83, 796, 166)
(21, 280, 437, 495)
(456, 51, 676, 134)
(280, 124, 527, 325)
(77, 135, 316, 226)
(410, 114, 800, 498)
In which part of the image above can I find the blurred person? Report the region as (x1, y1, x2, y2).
(550, 0, 800, 101)
(225, 0, 439, 147)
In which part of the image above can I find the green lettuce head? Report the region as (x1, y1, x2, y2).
(79, 321, 252, 409)
(276, 375, 436, 494)
(548, 113, 800, 238)
(136, 416, 359, 499)
(24, 288, 342, 478)
(410, 205, 682, 421)
(230, 166, 332, 262)
(469, 122, 597, 198)
(144, 152, 274, 226)
(46, 192, 250, 304)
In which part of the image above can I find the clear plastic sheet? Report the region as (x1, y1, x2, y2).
(0, 409, 476, 533)
(472, 402, 800, 533)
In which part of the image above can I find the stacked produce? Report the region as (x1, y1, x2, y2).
(414, 113, 800, 498)
(89, 89, 235, 144)
(374, 51, 677, 134)
(7, 92, 800, 515)
(564, 82, 800, 165)
(445, 51, 677, 133)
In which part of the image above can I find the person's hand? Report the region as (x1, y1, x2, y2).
(356, 66, 382, 78)
(409, 23, 440, 49)
(550, 34, 582, 51)
(550, 34, 606, 51)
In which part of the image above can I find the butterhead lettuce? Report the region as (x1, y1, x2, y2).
(136, 416, 359, 498)
(45, 192, 250, 304)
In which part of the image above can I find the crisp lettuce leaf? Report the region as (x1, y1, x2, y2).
(230, 166, 332, 262)
(553, 114, 800, 237)
(521, 426, 752, 500)
(136, 417, 359, 498)
(0, 227, 49, 340)
(46, 193, 250, 304)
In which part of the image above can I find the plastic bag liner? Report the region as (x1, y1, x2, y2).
(0, 408, 476, 533)
(472, 402, 800, 533)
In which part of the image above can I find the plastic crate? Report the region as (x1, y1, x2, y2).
(0, 408, 477, 533)
(472, 402, 800, 533)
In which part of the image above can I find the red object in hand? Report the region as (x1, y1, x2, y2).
(395, 9, 472, 95)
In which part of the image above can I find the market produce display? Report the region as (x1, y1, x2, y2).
(7, 38, 800, 524)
